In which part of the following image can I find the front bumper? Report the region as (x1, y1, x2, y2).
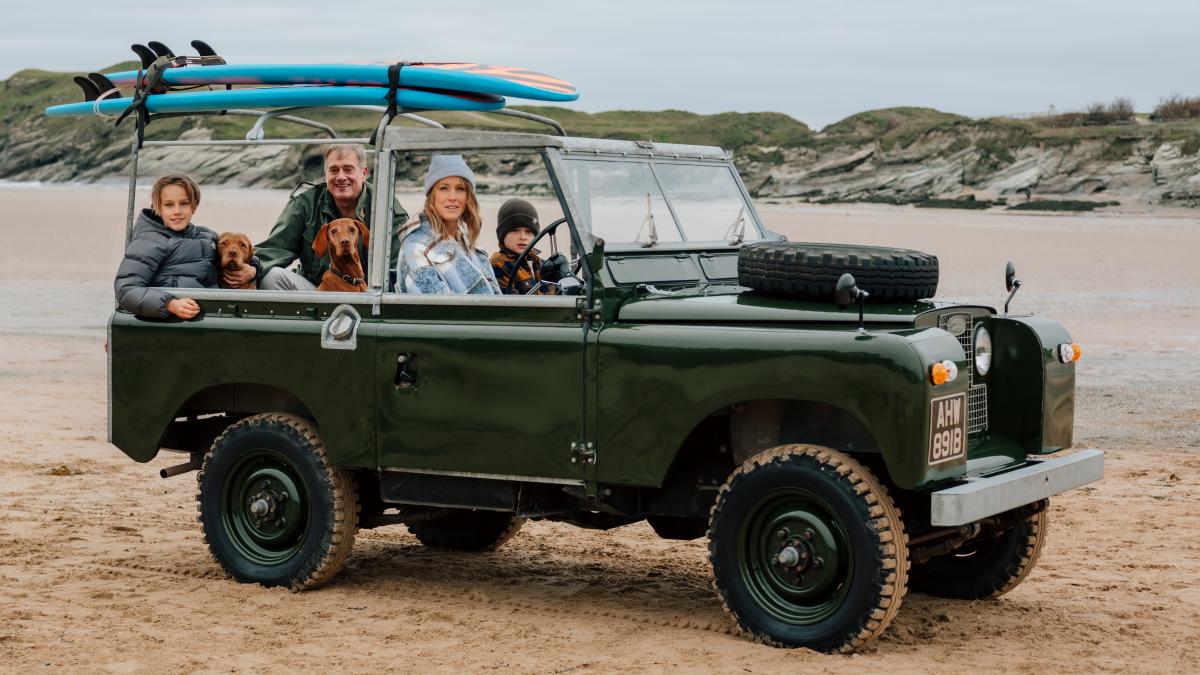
(930, 449, 1104, 526)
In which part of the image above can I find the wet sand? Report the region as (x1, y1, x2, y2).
(1, 186, 1199, 672)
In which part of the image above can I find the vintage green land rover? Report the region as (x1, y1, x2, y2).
(106, 107, 1102, 653)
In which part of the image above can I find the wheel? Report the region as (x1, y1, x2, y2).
(909, 508, 1047, 599)
(407, 509, 525, 551)
(708, 445, 908, 653)
(738, 242, 939, 302)
(646, 515, 708, 541)
(196, 413, 357, 590)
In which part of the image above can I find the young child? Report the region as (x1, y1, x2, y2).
(489, 198, 568, 295)
(114, 173, 217, 318)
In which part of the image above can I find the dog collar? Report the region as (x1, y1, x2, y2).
(329, 262, 365, 286)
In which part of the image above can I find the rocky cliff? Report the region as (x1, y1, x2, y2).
(4, 68, 1199, 206)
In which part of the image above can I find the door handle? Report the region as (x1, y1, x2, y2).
(321, 304, 361, 350)
(394, 353, 417, 389)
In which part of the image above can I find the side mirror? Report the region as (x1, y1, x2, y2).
(835, 273, 859, 310)
(836, 273, 870, 333)
(840, 271, 859, 309)
(1003, 261, 1022, 314)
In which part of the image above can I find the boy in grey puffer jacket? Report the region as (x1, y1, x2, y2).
(114, 173, 218, 318)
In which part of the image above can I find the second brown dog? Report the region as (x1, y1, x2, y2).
(217, 232, 257, 289)
(313, 218, 370, 292)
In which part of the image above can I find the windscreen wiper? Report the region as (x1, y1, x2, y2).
(724, 205, 746, 246)
(635, 193, 658, 248)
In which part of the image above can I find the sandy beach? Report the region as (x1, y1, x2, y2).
(1, 184, 1198, 672)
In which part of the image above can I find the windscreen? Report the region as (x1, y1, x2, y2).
(562, 157, 758, 246)
(653, 163, 757, 243)
(561, 159, 682, 245)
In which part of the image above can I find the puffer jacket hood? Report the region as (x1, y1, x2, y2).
(114, 209, 218, 317)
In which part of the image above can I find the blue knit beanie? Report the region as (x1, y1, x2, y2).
(423, 155, 477, 194)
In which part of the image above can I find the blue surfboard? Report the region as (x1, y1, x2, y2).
(103, 62, 579, 103)
(45, 85, 505, 117)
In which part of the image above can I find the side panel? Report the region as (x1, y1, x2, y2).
(989, 315, 1076, 454)
(375, 299, 585, 480)
(109, 301, 377, 466)
(594, 324, 968, 490)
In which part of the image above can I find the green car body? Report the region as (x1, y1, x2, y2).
(102, 121, 1102, 652)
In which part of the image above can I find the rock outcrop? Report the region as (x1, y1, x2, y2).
(740, 137, 1200, 205)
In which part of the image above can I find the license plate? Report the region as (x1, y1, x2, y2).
(928, 393, 968, 465)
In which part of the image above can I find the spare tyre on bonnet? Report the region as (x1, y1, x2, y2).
(738, 242, 940, 302)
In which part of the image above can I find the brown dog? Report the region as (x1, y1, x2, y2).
(313, 218, 370, 292)
(216, 232, 257, 289)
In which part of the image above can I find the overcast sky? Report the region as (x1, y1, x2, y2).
(3, 1, 1196, 129)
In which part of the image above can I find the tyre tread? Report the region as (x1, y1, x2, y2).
(706, 444, 909, 653)
(407, 511, 526, 551)
(738, 243, 939, 302)
(909, 509, 1047, 599)
(196, 413, 358, 591)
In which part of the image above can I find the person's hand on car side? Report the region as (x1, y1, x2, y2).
(166, 298, 201, 319)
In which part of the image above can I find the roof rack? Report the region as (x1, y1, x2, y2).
(144, 104, 565, 144)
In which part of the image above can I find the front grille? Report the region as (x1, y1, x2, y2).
(938, 311, 988, 435)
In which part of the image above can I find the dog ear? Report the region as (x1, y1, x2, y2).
(241, 234, 254, 258)
(312, 222, 332, 258)
(355, 220, 370, 250)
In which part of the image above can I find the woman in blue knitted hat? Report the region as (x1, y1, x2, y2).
(396, 155, 501, 294)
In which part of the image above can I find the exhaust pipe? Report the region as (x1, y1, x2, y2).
(160, 454, 203, 479)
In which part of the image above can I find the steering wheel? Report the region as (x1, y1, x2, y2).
(504, 217, 574, 295)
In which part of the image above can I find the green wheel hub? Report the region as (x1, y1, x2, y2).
(738, 488, 853, 624)
(221, 449, 310, 566)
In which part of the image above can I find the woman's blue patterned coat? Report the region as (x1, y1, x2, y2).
(396, 215, 500, 295)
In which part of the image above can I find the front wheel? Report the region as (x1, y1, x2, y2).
(196, 414, 358, 590)
(909, 508, 1047, 599)
(708, 445, 908, 653)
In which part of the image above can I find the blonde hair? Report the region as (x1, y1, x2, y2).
(151, 173, 201, 213)
(423, 177, 483, 249)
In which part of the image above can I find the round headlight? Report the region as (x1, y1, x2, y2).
(974, 325, 992, 376)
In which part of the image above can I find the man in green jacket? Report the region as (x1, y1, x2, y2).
(222, 145, 408, 290)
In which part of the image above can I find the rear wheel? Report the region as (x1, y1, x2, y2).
(196, 413, 357, 590)
(407, 509, 525, 551)
(910, 508, 1047, 599)
(708, 445, 908, 653)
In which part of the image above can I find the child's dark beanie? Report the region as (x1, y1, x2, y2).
(496, 198, 540, 242)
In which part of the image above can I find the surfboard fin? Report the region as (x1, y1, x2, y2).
(147, 41, 175, 59)
(191, 40, 219, 59)
(131, 44, 156, 70)
(88, 73, 120, 97)
(73, 76, 100, 102)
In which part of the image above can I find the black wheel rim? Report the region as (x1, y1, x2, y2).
(737, 487, 853, 625)
(220, 448, 309, 567)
